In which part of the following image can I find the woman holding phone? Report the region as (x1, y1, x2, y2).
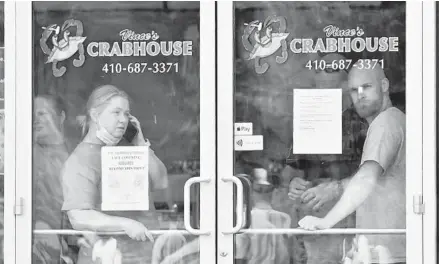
(61, 84, 169, 263)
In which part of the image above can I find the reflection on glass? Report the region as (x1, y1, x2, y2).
(32, 2, 200, 263)
(33, 94, 71, 263)
(235, 173, 291, 263)
(234, 2, 406, 264)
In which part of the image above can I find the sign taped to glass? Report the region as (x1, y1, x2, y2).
(101, 146, 150, 211)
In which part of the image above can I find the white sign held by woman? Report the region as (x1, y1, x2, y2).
(101, 146, 149, 211)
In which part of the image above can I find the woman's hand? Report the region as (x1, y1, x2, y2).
(122, 219, 154, 242)
(128, 115, 148, 146)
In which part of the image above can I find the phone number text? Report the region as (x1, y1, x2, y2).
(102, 62, 179, 74)
(306, 59, 384, 71)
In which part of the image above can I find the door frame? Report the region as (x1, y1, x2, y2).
(217, 1, 424, 263)
(14, 1, 216, 263)
(422, 2, 437, 264)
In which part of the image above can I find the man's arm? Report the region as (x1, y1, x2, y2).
(323, 112, 403, 224)
(340, 176, 351, 190)
(298, 161, 382, 230)
(299, 111, 404, 230)
(323, 161, 382, 227)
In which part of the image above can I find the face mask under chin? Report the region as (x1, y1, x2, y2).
(96, 123, 122, 146)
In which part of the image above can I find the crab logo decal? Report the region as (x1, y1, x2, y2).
(242, 15, 289, 74)
(40, 19, 87, 77)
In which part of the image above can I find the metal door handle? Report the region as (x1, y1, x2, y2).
(184, 177, 211, 235)
(222, 176, 244, 234)
(235, 175, 252, 229)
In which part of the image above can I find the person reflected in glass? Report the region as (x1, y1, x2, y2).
(61, 85, 169, 263)
(32, 94, 73, 263)
(235, 170, 291, 264)
(151, 212, 186, 264)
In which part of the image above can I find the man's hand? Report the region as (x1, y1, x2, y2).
(287, 177, 312, 201)
(300, 181, 341, 211)
(298, 216, 332, 231)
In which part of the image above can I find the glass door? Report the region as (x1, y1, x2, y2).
(15, 1, 216, 264)
(218, 1, 423, 264)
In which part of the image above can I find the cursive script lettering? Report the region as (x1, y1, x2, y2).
(119, 29, 160, 41)
(323, 25, 365, 38)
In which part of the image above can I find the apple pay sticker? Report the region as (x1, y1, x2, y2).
(234, 122, 253, 135)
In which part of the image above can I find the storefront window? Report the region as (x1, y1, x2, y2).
(1, 1, 429, 263)
(233, 2, 406, 264)
(31, 2, 201, 263)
